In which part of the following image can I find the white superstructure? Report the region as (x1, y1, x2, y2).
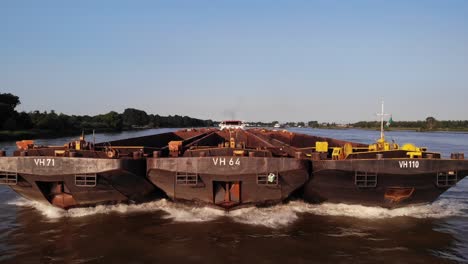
(219, 120, 245, 130)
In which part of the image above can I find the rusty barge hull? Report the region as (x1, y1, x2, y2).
(0, 157, 156, 209)
(0, 129, 210, 209)
(305, 159, 468, 207)
(250, 129, 468, 208)
(147, 157, 309, 208)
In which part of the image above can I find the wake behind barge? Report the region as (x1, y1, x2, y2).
(1, 126, 467, 210)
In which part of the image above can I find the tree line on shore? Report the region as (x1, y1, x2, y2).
(0, 93, 214, 132)
(254, 118, 468, 131)
(353, 116, 468, 131)
(2, 92, 468, 133)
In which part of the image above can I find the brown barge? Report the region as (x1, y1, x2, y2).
(1, 126, 467, 210)
(251, 129, 468, 207)
(0, 130, 208, 209)
(146, 128, 310, 209)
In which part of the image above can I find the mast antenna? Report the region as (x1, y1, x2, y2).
(376, 100, 390, 140)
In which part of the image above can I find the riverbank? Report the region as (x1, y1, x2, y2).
(350, 127, 468, 133)
(289, 126, 468, 133)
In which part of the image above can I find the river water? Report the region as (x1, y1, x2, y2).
(0, 128, 467, 263)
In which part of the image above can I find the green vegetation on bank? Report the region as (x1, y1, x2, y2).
(250, 118, 468, 132)
(353, 117, 468, 131)
(2, 92, 468, 141)
(0, 93, 214, 141)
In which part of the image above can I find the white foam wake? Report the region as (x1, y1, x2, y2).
(7, 197, 468, 228)
(227, 198, 468, 227)
(228, 205, 299, 228)
(287, 198, 468, 219)
(7, 198, 225, 222)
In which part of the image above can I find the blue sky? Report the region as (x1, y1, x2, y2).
(1, 0, 467, 122)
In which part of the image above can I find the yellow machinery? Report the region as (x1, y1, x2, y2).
(343, 143, 353, 157)
(332, 147, 344, 160)
(315, 141, 328, 152)
(369, 137, 399, 152)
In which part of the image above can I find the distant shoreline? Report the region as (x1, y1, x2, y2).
(346, 127, 468, 133)
(286, 126, 468, 133)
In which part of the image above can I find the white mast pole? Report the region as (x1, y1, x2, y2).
(380, 100, 385, 140)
